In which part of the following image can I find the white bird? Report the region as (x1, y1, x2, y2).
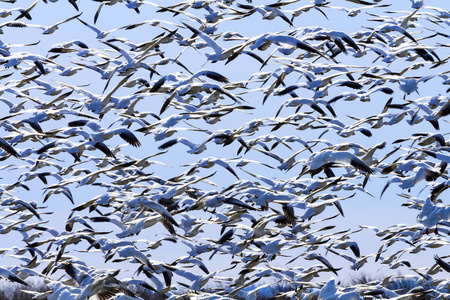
(434, 255, 450, 274)
(302, 26, 361, 54)
(318, 278, 363, 300)
(77, 271, 134, 300)
(174, 269, 217, 291)
(367, 23, 418, 43)
(410, 0, 423, 9)
(331, 4, 391, 17)
(313, 117, 373, 139)
(182, 22, 261, 63)
(0, 136, 20, 158)
(77, 18, 121, 39)
(126, 196, 179, 228)
(0, 266, 28, 285)
(68, 120, 142, 147)
(106, 245, 153, 268)
(278, 97, 328, 116)
(304, 253, 341, 275)
(72, 61, 115, 80)
(63, 262, 134, 300)
(101, 41, 160, 77)
(306, 150, 374, 175)
(0, 20, 28, 34)
(149, 70, 229, 93)
(27, 13, 81, 34)
(417, 197, 450, 234)
(158, 137, 207, 154)
(182, 157, 240, 179)
(31, 78, 66, 95)
(121, 19, 182, 31)
(236, 2, 294, 27)
(250, 32, 327, 60)
(13, 0, 39, 21)
(0, 7, 26, 19)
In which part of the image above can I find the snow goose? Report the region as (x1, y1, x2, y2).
(27, 13, 82, 34)
(434, 255, 450, 273)
(331, 4, 391, 17)
(149, 70, 229, 93)
(286, 4, 328, 22)
(63, 262, 134, 300)
(77, 18, 121, 39)
(14, 0, 39, 21)
(0, 136, 20, 158)
(174, 269, 218, 291)
(250, 32, 328, 61)
(417, 197, 450, 234)
(182, 22, 261, 63)
(0, 266, 28, 285)
(318, 278, 363, 300)
(158, 137, 207, 154)
(68, 120, 141, 147)
(304, 253, 342, 275)
(236, 2, 294, 27)
(306, 150, 374, 178)
(0, 7, 28, 19)
(182, 157, 240, 179)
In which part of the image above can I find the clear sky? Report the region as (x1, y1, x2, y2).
(0, 0, 449, 298)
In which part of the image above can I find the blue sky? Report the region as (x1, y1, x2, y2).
(0, 0, 449, 297)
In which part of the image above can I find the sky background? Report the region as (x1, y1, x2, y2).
(0, 0, 449, 296)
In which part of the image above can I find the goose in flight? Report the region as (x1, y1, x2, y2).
(305, 150, 374, 176)
(72, 61, 115, 80)
(250, 32, 328, 61)
(286, 3, 328, 22)
(276, 97, 328, 117)
(312, 117, 373, 138)
(417, 197, 450, 234)
(158, 137, 208, 154)
(434, 255, 450, 273)
(155, 4, 250, 35)
(100, 40, 161, 78)
(236, 2, 295, 27)
(328, 239, 361, 258)
(151, 81, 240, 114)
(37, 139, 85, 162)
(304, 253, 342, 275)
(0, 7, 31, 20)
(148, 57, 193, 76)
(0, 20, 30, 34)
(121, 18, 182, 31)
(182, 157, 240, 179)
(0, 137, 20, 158)
(92, 0, 122, 24)
(318, 278, 363, 300)
(27, 13, 82, 35)
(0, 51, 59, 73)
(48, 39, 88, 53)
(127, 196, 179, 228)
(68, 120, 142, 147)
(0, 266, 28, 285)
(149, 70, 229, 93)
(14, 0, 39, 21)
(302, 26, 361, 54)
(62, 262, 134, 300)
(182, 22, 262, 63)
(330, 3, 391, 17)
(77, 18, 121, 39)
(365, 22, 418, 43)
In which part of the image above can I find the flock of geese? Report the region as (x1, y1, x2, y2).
(0, 0, 448, 299)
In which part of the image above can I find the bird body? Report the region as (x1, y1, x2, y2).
(417, 197, 450, 232)
(306, 150, 374, 174)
